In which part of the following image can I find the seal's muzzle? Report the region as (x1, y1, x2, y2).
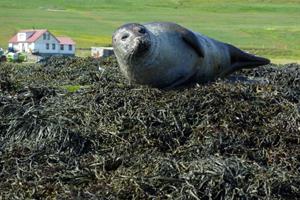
(112, 23, 151, 60)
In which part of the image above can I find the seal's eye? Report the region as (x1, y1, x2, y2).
(138, 27, 146, 34)
(121, 33, 129, 41)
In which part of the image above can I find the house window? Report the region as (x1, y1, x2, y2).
(69, 45, 72, 51)
(60, 44, 64, 50)
(43, 33, 46, 40)
(52, 43, 55, 50)
(47, 33, 50, 40)
(46, 43, 49, 50)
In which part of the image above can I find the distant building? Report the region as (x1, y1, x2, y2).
(8, 29, 76, 56)
(91, 47, 114, 58)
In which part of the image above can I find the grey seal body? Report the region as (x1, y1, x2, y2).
(112, 22, 270, 88)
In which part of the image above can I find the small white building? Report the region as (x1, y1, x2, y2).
(91, 47, 114, 58)
(8, 29, 76, 56)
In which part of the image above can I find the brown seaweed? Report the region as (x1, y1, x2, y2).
(0, 56, 299, 199)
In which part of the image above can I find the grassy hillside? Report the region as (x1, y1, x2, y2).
(0, 0, 299, 62)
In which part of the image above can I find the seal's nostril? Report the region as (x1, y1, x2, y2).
(121, 33, 129, 41)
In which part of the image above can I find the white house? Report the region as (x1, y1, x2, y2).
(8, 29, 76, 56)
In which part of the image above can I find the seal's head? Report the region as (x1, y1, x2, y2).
(112, 23, 151, 63)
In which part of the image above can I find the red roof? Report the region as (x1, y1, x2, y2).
(9, 29, 47, 43)
(8, 29, 75, 45)
(8, 35, 18, 43)
(56, 36, 76, 45)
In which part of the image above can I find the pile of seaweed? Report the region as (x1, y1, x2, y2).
(0, 56, 299, 199)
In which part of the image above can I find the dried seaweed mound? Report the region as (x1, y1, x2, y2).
(0, 56, 299, 199)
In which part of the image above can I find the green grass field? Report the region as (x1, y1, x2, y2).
(0, 0, 299, 63)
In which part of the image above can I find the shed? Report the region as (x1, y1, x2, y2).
(91, 47, 114, 58)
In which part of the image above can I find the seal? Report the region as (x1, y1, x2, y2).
(112, 22, 270, 88)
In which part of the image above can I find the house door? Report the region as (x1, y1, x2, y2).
(22, 44, 25, 52)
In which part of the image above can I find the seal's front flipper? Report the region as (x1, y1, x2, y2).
(181, 29, 205, 58)
(226, 44, 270, 75)
(163, 75, 188, 89)
(164, 72, 195, 89)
